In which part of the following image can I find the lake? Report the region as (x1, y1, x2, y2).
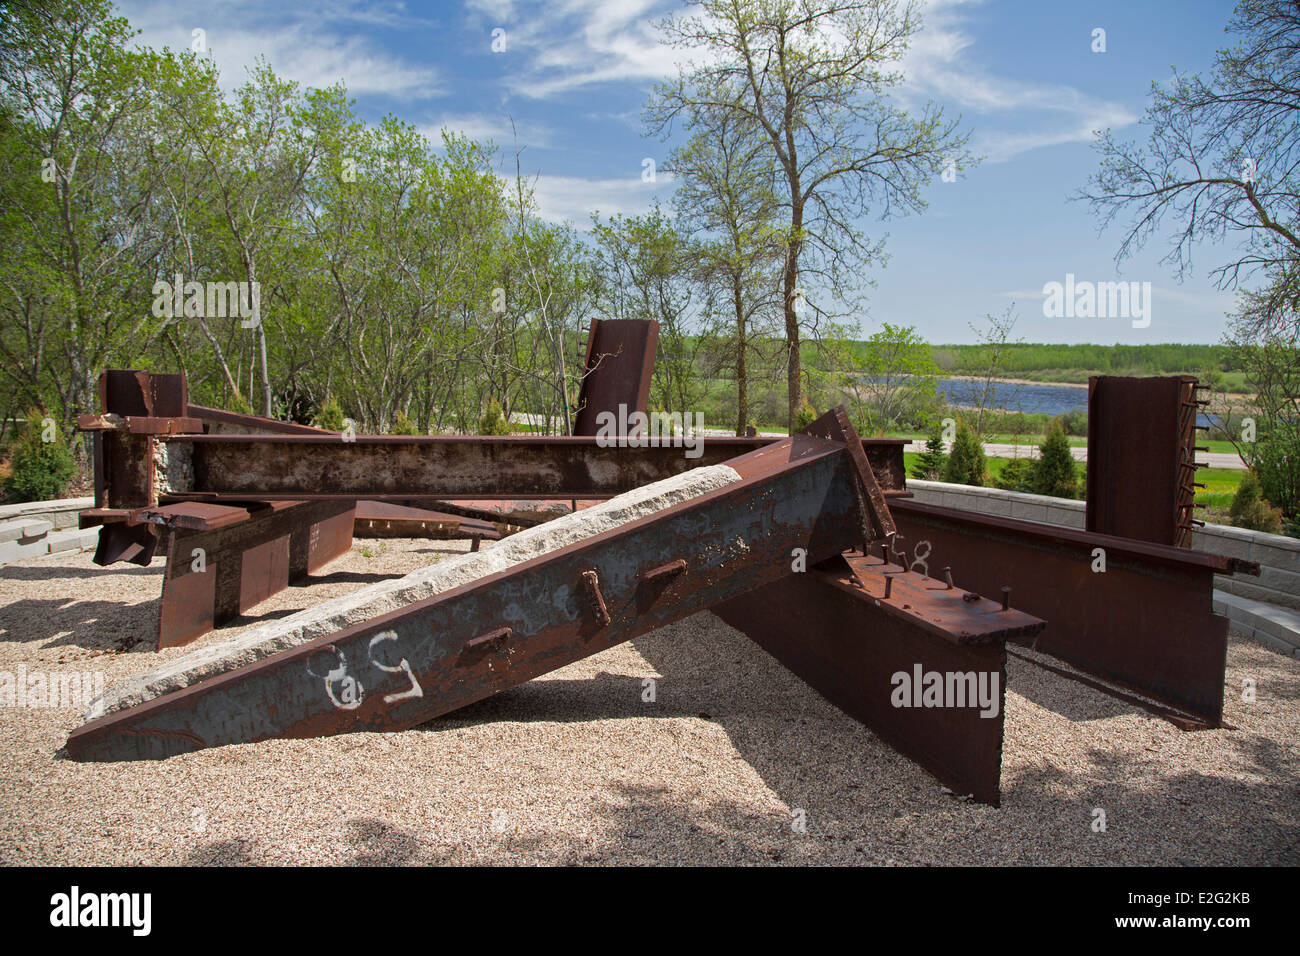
(937, 378, 1087, 415)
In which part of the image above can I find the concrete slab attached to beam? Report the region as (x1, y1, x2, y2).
(87, 464, 743, 720)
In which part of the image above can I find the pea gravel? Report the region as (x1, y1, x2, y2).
(0, 539, 1296, 866)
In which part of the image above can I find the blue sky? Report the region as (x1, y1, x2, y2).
(116, 0, 1246, 344)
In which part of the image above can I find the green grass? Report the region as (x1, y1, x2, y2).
(902, 454, 1246, 511)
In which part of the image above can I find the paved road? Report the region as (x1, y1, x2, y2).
(601, 424, 1249, 470)
(900, 440, 1246, 470)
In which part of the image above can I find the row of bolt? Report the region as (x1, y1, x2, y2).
(848, 532, 1011, 610)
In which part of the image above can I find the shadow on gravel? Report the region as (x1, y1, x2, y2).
(0, 562, 162, 580)
(0, 597, 158, 651)
(402, 613, 1300, 865)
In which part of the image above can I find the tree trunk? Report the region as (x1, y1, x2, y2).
(732, 271, 747, 435)
(783, 223, 803, 433)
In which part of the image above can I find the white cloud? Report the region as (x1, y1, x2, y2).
(901, 0, 1136, 162)
(117, 0, 443, 99)
(465, 0, 685, 100)
(529, 172, 674, 224)
(423, 113, 553, 149)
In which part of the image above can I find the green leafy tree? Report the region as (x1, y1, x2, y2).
(1229, 470, 1284, 533)
(994, 457, 1035, 493)
(1031, 422, 1078, 499)
(853, 323, 942, 435)
(648, 0, 973, 430)
(478, 399, 512, 436)
(391, 410, 419, 435)
(3, 412, 77, 501)
(666, 83, 783, 435)
(911, 430, 947, 480)
(943, 422, 986, 486)
(313, 398, 345, 432)
(793, 396, 819, 431)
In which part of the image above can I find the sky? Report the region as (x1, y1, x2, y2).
(114, 0, 1248, 345)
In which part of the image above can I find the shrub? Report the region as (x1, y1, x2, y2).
(314, 398, 345, 432)
(478, 399, 512, 436)
(391, 410, 419, 435)
(3, 412, 77, 502)
(1031, 421, 1078, 499)
(229, 391, 253, 416)
(943, 422, 986, 486)
(1229, 471, 1284, 534)
(1059, 409, 1088, 437)
(793, 396, 819, 431)
(911, 430, 947, 480)
(994, 457, 1036, 493)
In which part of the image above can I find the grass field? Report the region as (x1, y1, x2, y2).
(901, 453, 1245, 514)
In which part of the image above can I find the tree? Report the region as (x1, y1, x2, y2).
(1229, 470, 1284, 533)
(0, 0, 185, 433)
(960, 305, 1023, 437)
(2, 410, 77, 501)
(591, 207, 704, 416)
(1079, 0, 1300, 517)
(648, 0, 972, 431)
(853, 323, 941, 434)
(911, 430, 946, 480)
(994, 456, 1035, 494)
(1031, 421, 1077, 499)
(943, 421, 985, 486)
(1225, 289, 1300, 517)
(666, 84, 784, 434)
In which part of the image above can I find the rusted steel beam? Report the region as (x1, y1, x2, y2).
(890, 499, 1258, 725)
(81, 372, 909, 509)
(716, 552, 1043, 806)
(66, 419, 887, 760)
(572, 319, 658, 437)
(353, 501, 503, 541)
(1086, 375, 1202, 548)
(142, 434, 909, 502)
(150, 499, 356, 650)
(186, 403, 334, 436)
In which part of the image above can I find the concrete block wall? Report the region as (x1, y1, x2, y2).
(0, 497, 97, 565)
(906, 480, 1086, 529)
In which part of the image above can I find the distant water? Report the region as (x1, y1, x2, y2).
(865, 377, 1212, 426)
(937, 378, 1087, 416)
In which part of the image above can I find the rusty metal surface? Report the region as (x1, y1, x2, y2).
(1087, 375, 1201, 548)
(168, 434, 791, 499)
(187, 403, 336, 436)
(98, 370, 188, 418)
(802, 406, 896, 542)
(67, 420, 882, 760)
(354, 501, 502, 540)
(572, 319, 658, 436)
(93, 522, 157, 567)
(715, 551, 1038, 806)
(134, 502, 252, 532)
(154, 499, 355, 650)
(890, 498, 1254, 724)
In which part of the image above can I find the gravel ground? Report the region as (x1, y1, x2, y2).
(0, 538, 1297, 866)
